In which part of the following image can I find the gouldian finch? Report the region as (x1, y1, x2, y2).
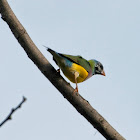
(46, 47, 105, 92)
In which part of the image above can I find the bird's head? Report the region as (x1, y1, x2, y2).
(88, 59, 105, 76)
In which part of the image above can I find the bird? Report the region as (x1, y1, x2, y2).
(45, 47, 105, 92)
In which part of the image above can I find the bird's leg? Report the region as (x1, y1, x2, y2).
(74, 80, 78, 93)
(73, 72, 79, 93)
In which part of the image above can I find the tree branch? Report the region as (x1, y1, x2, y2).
(0, 96, 27, 127)
(0, 0, 125, 139)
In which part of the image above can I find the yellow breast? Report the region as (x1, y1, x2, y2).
(62, 63, 88, 83)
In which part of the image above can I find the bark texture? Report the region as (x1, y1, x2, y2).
(0, 0, 125, 139)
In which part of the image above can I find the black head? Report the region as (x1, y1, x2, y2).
(94, 60, 105, 76)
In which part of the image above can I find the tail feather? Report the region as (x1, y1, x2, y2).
(43, 45, 51, 52)
(43, 46, 60, 65)
(43, 45, 56, 55)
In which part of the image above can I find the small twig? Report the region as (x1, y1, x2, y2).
(0, 96, 27, 127)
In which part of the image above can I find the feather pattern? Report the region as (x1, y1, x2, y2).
(45, 47, 105, 92)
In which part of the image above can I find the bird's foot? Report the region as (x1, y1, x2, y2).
(67, 82, 70, 85)
(73, 87, 79, 95)
(56, 68, 60, 74)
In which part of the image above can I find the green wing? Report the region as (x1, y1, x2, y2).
(61, 54, 91, 72)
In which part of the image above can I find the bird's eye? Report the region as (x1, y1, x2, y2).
(100, 65, 103, 70)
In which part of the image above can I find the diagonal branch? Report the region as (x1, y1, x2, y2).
(0, 96, 27, 127)
(0, 0, 125, 139)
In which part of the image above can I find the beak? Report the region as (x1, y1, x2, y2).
(101, 70, 106, 76)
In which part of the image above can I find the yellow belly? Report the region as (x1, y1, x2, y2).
(62, 63, 88, 83)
